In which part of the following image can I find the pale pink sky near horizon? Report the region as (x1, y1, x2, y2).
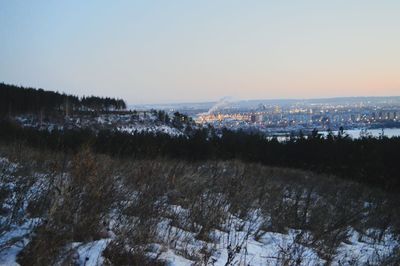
(1, 1, 399, 104)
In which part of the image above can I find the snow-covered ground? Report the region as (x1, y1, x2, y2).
(70, 239, 112, 266)
(15, 112, 192, 137)
(117, 124, 184, 137)
(0, 157, 44, 265)
(0, 219, 41, 266)
(0, 156, 399, 265)
(150, 207, 398, 266)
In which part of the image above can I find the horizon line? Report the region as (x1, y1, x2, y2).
(130, 95, 400, 107)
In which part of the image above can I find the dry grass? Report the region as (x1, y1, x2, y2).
(0, 142, 399, 265)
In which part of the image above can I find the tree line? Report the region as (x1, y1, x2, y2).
(0, 83, 126, 116)
(0, 119, 399, 192)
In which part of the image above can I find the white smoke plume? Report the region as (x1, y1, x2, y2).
(206, 96, 233, 115)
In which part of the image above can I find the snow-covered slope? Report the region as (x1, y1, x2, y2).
(0, 156, 399, 265)
(14, 111, 195, 137)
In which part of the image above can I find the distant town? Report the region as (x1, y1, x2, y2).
(143, 96, 400, 136)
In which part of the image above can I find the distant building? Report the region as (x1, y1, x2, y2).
(250, 114, 263, 123)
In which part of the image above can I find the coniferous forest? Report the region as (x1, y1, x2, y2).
(0, 113, 399, 191)
(0, 83, 126, 115)
(1, 83, 400, 265)
(0, 83, 399, 191)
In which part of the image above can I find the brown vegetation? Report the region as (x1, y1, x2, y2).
(0, 143, 399, 265)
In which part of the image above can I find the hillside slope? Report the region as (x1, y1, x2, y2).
(0, 146, 399, 265)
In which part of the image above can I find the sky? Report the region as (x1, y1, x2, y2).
(1, 1, 399, 104)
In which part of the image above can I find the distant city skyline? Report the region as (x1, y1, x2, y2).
(1, 1, 399, 104)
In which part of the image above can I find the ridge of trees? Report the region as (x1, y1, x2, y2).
(0, 82, 126, 116)
(0, 119, 399, 192)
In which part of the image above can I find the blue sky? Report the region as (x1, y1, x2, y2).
(1, 1, 399, 104)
